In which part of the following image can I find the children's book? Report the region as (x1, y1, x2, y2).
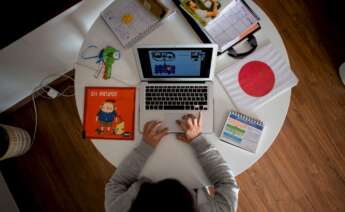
(219, 111, 264, 153)
(176, 0, 260, 53)
(217, 42, 298, 112)
(83, 87, 136, 140)
(180, 0, 233, 26)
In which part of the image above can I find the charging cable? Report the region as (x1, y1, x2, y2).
(30, 73, 75, 144)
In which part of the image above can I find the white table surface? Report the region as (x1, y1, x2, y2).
(74, 0, 291, 189)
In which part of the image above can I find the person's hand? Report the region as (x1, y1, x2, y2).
(176, 112, 202, 143)
(143, 121, 168, 148)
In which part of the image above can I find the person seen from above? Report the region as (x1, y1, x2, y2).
(105, 112, 239, 212)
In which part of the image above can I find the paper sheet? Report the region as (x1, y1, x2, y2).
(102, 0, 160, 47)
(205, 0, 259, 51)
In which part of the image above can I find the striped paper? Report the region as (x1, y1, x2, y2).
(217, 43, 298, 111)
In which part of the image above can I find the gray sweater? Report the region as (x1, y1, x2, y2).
(105, 135, 239, 212)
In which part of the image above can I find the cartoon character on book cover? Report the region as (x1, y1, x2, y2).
(83, 87, 136, 140)
(96, 100, 116, 133)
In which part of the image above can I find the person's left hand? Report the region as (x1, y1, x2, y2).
(143, 121, 168, 148)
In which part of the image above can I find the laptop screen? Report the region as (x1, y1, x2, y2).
(137, 47, 214, 78)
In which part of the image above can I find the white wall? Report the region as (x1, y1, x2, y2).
(0, 0, 113, 112)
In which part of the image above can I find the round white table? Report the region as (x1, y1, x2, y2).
(74, 0, 291, 189)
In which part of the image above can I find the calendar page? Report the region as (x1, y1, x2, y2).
(102, 0, 160, 47)
(204, 0, 259, 52)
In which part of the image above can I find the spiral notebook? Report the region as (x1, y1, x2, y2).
(101, 0, 174, 48)
(174, 0, 260, 53)
(219, 111, 264, 153)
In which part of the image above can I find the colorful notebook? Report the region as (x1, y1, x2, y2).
(180, 0, 233, 27)
(219, 111, 264, 153)
(83, 87, 136, 140)
(217, 42, 298, 112)
(178, 0, 260, 52)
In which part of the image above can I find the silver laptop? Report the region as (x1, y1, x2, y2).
(134, 44, 218, 133)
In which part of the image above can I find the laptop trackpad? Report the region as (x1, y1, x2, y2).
(165, 112, 199, 133)
(165, 113, 184, 132)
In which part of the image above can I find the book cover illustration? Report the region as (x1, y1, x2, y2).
(83, 87, 136, 140)
(180, 0, 232, 26)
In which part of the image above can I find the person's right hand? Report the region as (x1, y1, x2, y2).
(176, 112, 202, 143)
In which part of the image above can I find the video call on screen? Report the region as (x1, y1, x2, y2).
(148, 50, 206, 77)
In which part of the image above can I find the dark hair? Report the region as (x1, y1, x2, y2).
(129, 179, 195, 212)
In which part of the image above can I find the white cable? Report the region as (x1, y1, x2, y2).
(29, 72, 75, 144)
(38, 72, 75, 94)
(59, 85, 75, 97)
(31, 93, 38, 145)
(39, 73, 74, 87)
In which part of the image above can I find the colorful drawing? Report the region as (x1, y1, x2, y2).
(102, 47, 117, 80)
(152, 51, 176, 74)
(96, 100, 117, 134)
(121, 14, 133, 25)
(154, 64, 176, 74)
(83, 87, 136, 140)
(181, 0, 229, 26)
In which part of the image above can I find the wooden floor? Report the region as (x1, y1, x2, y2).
(1, 0, 345, 211)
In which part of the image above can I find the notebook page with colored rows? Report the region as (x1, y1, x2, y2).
(219, 111, 264, 153)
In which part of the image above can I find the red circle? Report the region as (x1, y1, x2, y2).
(238, 61, 275, 97)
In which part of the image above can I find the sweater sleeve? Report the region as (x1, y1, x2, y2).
(105, 141, 154, 212)
(190, 135, 239, 212)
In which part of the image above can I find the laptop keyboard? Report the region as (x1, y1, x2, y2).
(145, 85, 208, 110)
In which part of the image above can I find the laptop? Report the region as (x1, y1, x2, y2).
(134, 44, 218, 133)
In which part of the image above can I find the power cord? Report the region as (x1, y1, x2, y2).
(31, 73, 75, 145)
(31, 94, 38, 145)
